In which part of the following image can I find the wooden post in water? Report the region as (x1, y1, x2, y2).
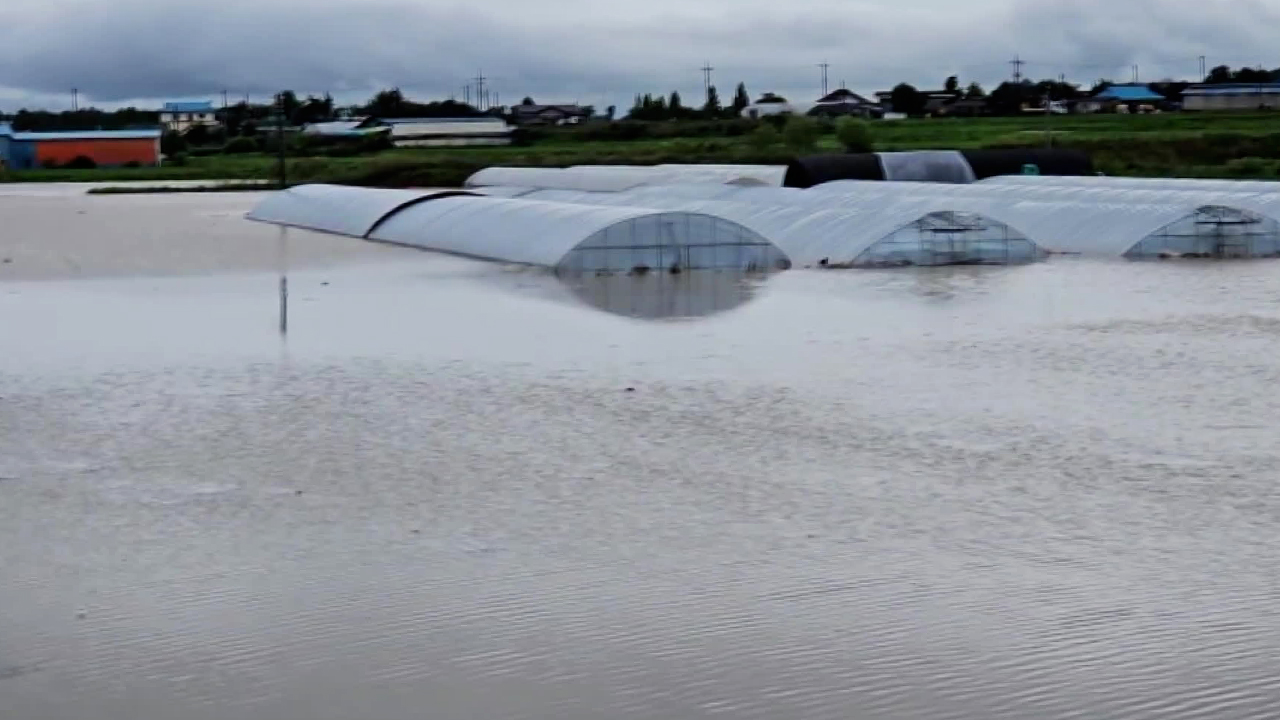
(278, 225, 289, 335)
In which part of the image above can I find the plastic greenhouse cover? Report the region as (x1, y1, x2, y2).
(494, 189, 1032, 264)
(463, 167, 655, 191)
(978, 175, 1280, 194)
(246, 184, 475, 238)
(364, 195, 782, 268)
(815, 180, 1280, 221)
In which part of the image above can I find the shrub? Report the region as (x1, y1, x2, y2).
(835, 117, 874, 153)
(748, 123, 780, 151)
(223, 136, 260, 154)
(168, 152, 189, 167)
(161, 131, 187, 156)
(41, 158, 60, 170)
(124, 161, 142, 168)
(783, 115, 820, 152)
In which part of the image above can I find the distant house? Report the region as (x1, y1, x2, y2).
(0, 122, 161, 169)
(1075, 84, 1166, 114)
(740, 93, 802, 119)
(807, 88, 883, 118)
(510, 104, 591, 126)
(159, 101, 220, 133)
(1182, 83, 1280, 111)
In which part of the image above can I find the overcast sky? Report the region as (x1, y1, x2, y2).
(1, 0, 1276, 112)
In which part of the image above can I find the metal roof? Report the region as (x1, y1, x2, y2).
(1183, 84, 1280, 95)
(162, 101, 215, 112)
(0, 126, 161, 141)
(245, 184, 478, 237)
(1092, 85, 1165, 102)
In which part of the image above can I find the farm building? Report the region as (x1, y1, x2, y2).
(301, 116, 511, 147)
(0, 123, 161, 170)
(1182, 84, 1280, 111)
(159, 101, 220, 133)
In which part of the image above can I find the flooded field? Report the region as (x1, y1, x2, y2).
(3, 185, 1280, 720)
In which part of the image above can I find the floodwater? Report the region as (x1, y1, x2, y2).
(3, 186, 1280, 720)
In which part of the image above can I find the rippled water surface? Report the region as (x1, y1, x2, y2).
(4, 187, 1280, 720)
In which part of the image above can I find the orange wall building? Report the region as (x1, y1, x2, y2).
(0, 124, 161, 169)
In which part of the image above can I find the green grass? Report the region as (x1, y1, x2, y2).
(5, 111, 1280, 188)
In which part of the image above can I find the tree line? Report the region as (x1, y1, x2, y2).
(4, 63, 1280, 134)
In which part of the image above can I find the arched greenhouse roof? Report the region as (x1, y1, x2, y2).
(493, 188, 1043, 267)
(978, 175, 1280, 194)
(365, 195, 791, 272)
(464, 164, 789, 191)
(245, 184, 478, 238)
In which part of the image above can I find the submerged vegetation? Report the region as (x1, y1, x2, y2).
(6, 111, 1280, 188)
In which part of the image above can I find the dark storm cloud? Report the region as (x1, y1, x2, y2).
(0, 0, 1275, 108)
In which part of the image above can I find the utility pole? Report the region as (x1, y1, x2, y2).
(1132, 64, 1139, 83)
(474, 70, 487, 110)
(1010, 55, 1025, 83)
(463, 85, 471, 105)
(275, 92, 287, 189)
(818, 61, 830, 96)
(71, 88, 79, 112)
(1199, 55, 1207, 81)
(222, 89, 229, 109)
(700, 61, 714, 101)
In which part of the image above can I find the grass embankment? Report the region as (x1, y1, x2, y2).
(7, 111, 1280, 188)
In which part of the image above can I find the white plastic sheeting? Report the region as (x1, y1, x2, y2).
(490, 188, 1043, 267)
(979, 175, 1280, 194)
(878, 151, 976, 183)
(246, 184, 475, 238)
(803, 180, 1280, 258)
(365, 195, 790, 272)
(464, 164, 788, 191)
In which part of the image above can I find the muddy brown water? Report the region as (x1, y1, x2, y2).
(3, 186, 1280, 720)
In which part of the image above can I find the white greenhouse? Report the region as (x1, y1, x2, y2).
(463, 164, 788, 192)
(245, 185, 792, 274)
(801, 181, 1280, 259)
(245, 184, 477, 237)
(480, 188, 1045, 267)
(978, 175, 1280, 194)
(367, 196, 791, 273)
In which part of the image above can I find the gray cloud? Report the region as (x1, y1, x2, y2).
(0, 0, 1275, 111)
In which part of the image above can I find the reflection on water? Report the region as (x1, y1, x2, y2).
(556, 269, 770, 319)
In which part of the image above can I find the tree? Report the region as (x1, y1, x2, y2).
(702, 85, 722, 118)
(782, 115, 820, 152)
(668, 91, 685, 119)
(835, 116, 873, 152)
(1206, 65, 1232, 84)
(521, 96, 536, 105)
(889, 83, 925, 115)
(605, 105, 616, 121)
(732, 82, 750, 115)
(965, 82, 986, 99)
(945, 76, 960, 95)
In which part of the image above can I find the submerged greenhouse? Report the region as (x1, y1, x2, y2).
(245, 185, 792, 274)
(800, 181, 1280, 259)
(479, 187, 1046, 267)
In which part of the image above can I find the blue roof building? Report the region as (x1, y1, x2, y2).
(1091, 84, 1166, 103)
(162, 101, 216, 113)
